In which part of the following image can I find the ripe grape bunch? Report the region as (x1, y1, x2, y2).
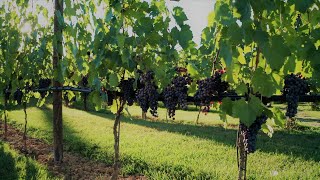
(163, 74, 192, 119)
(13, 88, 23, 105)
(119, 78, 135, 106)
(38, 78, 51, 98)
(136, 71, 159, 117)
(81, 75, 89, 87)
(283, 73, 310, 118)
(3, 84, 11, 101)
(240, 115, 268, 154)
(194, 70, 228, 113)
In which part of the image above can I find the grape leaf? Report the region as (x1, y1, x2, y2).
(220, 97, 233, 116)
(272, 107, 286, 128)
(110, 99, 118, 114)
(235, 82, 247, 95)
(109, 73, 119, 87)
(234, 0, 252, 22)
(178, 25, 193, 49)
(172, 7, 188, 26)
(262, 35, 291, 70)
(252, 67, 276, 97)
(232, 96, 263, 126)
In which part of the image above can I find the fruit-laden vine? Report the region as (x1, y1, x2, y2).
(136, 70, 159, 119)
(283, 74, 310, 118)
(163, 73, 192, 120)
(1, 0, 320, 179)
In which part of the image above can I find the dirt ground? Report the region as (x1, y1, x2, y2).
(0, 122, 146, 180)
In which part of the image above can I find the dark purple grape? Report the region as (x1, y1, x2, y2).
(163, 74, 192, 119)
(283, 74, 309, 118)
(194, 70, 229, 107)
(136, 71, 159, 117)
(119, 78, 135, 106)
(240, 115, 268, 154)
(13, 88, 23, 105)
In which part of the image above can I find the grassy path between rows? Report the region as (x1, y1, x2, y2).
(0, 140, 57, 180)
(5, 104, 320, 179)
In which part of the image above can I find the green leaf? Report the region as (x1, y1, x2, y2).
(110, 99, 118, 114)
(235, 82, 247, 95)
(117, 34, 125, 49)
(282, 56, 296, 74)
(37, 98, 45, 107)
(33, 92, 41, 99)
(237, 47, 246, 64)
(261, 123, 273, 137)
(105, 8, 113, 23)
(234, 0, 251, 22)
(219, 112, 228, 127)
(252, 67, 276, 97)
(212, 1, 233, 26)
(187, 63, 200, 77)
(172, 7, 188, 26)
(232, 96, 263, 126)
(253, 29, 269, 47)
(92, 91, 102, 111)
(294, 0, 314, 13)
(272, 107, 286, 128)
(109, 73, 119, 87)
(201, 26, 215, 45)
(178, 25, 193, 49)
(219, 40, 232, 67)
(220, 97, 233, 116)
(227, 23, 243, 45)
(262, 36, 291, 70)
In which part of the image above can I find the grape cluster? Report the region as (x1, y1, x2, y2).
(119, 78, 135, 106)
(3, 84, 11, 100)
(13, 88, 23, 105)
(39, 78, 51, 98)
(283, 73, 310, 118)
(163, 74, 192, 119)
(80, 75, 89, 87)
(294, 14, 302, 31)
(194, 70, 228, 110)
(136, 71, 159, 117)
(240, 115, 268, 154)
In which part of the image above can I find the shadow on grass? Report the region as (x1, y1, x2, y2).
(12, 105, 320, 178)
(25, 158, 39, 180)
(36, 107, 218, 178)
(86, 109, 320, 162)
(0, 141, 19, 180)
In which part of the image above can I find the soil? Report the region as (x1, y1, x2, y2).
(0, 122, 146, 180)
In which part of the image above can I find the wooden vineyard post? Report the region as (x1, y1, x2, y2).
(237, 124, 247, 180)
(53, 0, 64, 163)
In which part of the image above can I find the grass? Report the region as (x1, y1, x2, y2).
(4, 101, 320, 179)
(0, 140, 58, 180)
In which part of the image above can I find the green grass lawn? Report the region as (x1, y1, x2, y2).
(0, 141, 58, 180)
(4, 102, 320, 179)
